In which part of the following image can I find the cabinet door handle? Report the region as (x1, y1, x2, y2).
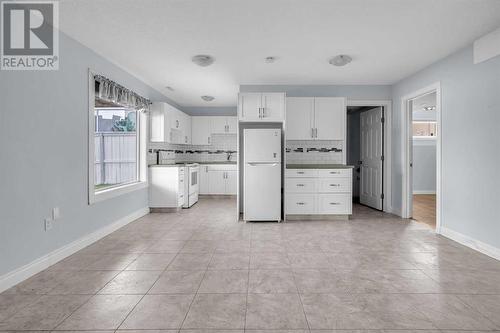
(262, 107, 266, 118)
(208, 136, 211, 144)
(297, 171, 305, 174)
(311, 128, 314, 138)
(330, 171, 339, 174)
(176, 120, 179, 128)
(296, 184, 305, 187)
(329, 184, 340, 187)
(296, 202, 305, 205)
(314, 128, 318, 138)
(329, 202, 340, 205)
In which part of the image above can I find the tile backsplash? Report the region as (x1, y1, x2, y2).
(149, 134, 237, 164)
(286, 140, 343, 164)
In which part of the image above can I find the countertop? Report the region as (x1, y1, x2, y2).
(149, 161, 236, 167)
(286, 164, 354, 169)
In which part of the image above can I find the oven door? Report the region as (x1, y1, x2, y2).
(189, 167, 199, 196)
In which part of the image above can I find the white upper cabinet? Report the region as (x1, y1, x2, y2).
(314, 97, 345, 140)
(238, 92, 285, 122)
(285, 97, 345, 141)
(226, 116, 237, 134)
(191, 116, 212, 145)
(149, 102, 191, 144)
(211, 116, 228, 134)
(286, 97, 315, 140)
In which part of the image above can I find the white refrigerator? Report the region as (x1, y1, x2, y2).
(243, 128, 282, 221)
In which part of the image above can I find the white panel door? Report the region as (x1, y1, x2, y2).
(191, 117, 211, 145)
(238, 93, 262, 121)
(211, 116, 227, 134)
(286, 97, 314, 140)
(360, 107, 383, 210)
(199, 165, 210, 194)
(208, 170, 226, 194)
(262, 93, 285, 121)
(225, 170, 237, 195)
(314, 97, 345, 140)
(244, 129, 281, 163)
(244, 163, 281, 221)
(226, 117, 238, 134)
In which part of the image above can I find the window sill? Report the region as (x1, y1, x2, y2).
(89, 181, 148, 204)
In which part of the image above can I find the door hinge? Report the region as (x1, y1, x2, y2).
(381, 193, 385, 199)
(381, 117, 385, 123)
(381, 155, 384, 161)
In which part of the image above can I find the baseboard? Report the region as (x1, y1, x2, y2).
(440, 226, 500, 261)
(413, 190, 436, 195)
(0, 207, 150, 293)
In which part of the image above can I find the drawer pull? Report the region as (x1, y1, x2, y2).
(329, 184, 340, 187)
(296, 202, 306, 205)
(297, 171, 305, 174)
(329, 202, 340, 205)
(330, 171, 340, 174)
(296, 184, 305, 187)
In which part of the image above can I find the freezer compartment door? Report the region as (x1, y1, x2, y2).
(244, 163, 281, 221)
(244, 128, 281, 163)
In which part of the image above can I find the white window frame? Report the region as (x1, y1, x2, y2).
(88, 70, 148, 204)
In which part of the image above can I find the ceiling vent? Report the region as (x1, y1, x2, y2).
(192, 55, 215, 67)
(329, 55, 352, 66)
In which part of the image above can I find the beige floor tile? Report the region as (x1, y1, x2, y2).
(245, 294, 308, 329)
(458, 294, 500, 328)
(422, 268, 500, 294)
(98, 271, 161, 294)
(180, 240, 218, 253)
(182, 294, 246, 329)
(248, 270, 298, 294)
(120, 294, 194, 329)
(0, 294, 41, 322)
(86, 254, 139, 270)
(288, 253, 332, 269)
(198, 270, 248, 293)
(125, 253, 176, 270)
(0, 295, 90, 330)
(167, 253, 212, 270)
(149, 270, 205, 294)
(250, 252, 291, 269)
(48, 270, 120, 295)
(57, 295, 141, 330)
(208, 253, 250, 270)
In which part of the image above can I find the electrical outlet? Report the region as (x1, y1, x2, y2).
(44, 218, 53, 231)
(52, 207, 60, 220)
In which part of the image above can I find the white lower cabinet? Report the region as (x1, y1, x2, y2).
(149, 166, 185, 208)
(285, 168, 352, 215)
(199, 164, 237, 195)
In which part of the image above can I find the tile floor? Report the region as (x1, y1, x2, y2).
(413, 194, 436, 229)
(1, 198, 500, 332)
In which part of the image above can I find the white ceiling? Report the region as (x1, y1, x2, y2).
(58, 0, 500, 107)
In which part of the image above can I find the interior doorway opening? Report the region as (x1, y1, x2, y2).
(402, 83, 441, 232)
(347, 105, 385, 211)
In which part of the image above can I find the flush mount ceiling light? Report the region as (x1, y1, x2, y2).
(192, 54, 215, 67)
(423, 106, 436, 111)
(329, 54, 352, 66)
(265, 56, 277, 63)
(201, 95, 215, 102)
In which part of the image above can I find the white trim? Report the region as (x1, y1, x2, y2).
(413, 190, 436, 195)
(0, 207, 149, 293)
(88, 69, 149, 204)
(347, 99, 393, 214)
(401, 82, 442, 233)
(441, 227, 500, 261)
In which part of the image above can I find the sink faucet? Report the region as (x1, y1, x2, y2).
(226, 152, 233, 161)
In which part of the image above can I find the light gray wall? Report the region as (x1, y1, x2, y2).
(412, 141, 437, 193)
(240, 84, 392, 99)
(183, 106, 237, 116)
(392, 45, 500, 249)
(0, 32, 174, 276)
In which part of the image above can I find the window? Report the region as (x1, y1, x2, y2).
(94, 108, 138, 191)
(89, 72, 148, 204)
(413, 121, 437, 138)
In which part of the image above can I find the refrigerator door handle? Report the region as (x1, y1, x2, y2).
(248, 162, 278, 167)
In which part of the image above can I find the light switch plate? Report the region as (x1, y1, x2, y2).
(44, 218, 53, 231)
(52, 207, 60, 220)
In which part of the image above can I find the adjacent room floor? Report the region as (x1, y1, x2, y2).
(1, 198, 500, 331)
(413, 194, 437, 229)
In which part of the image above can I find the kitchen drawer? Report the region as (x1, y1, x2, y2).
(178, 193, 185, 206)
(317, 194, 351, 214)
(286, 178, 316, 193)
(317, 168, 351, 178)
(285, 194, 315, 214)
(317, 177, 351, 193)
(286, 169, 317, 178)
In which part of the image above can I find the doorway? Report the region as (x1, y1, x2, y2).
(347, 100, 392, 212)
(402, 83, 441, 232)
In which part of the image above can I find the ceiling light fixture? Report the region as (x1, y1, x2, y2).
(192, 54, 215, 67)
(265, 56, 277, 63)
(423, 106, 436, 111)
(329, 54, 352, 67)
(201, 95, 215, 102)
